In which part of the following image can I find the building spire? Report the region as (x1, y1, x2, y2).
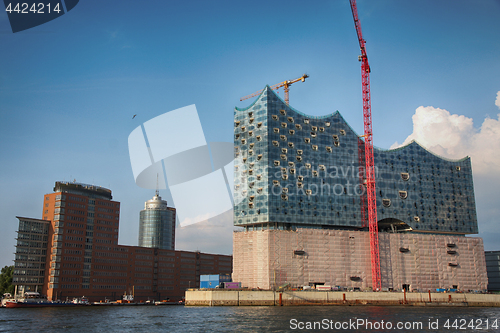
(156, 173, 159, 197)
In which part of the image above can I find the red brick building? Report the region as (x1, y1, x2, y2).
(12, 181, 231, 302)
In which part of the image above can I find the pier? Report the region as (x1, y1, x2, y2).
(186, 290, 500, 307)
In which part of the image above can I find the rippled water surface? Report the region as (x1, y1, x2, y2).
(1, 305, 500, 332)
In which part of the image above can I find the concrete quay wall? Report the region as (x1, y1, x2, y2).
(185, 290, 500, 307)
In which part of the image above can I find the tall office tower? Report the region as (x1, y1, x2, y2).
(138, 191, 176, 250)
(233, 87, 487, 291)
(41, 181, 120, 300)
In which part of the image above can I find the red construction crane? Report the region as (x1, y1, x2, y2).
(240, 74, 309, 105)
(349, 0, 381, 291)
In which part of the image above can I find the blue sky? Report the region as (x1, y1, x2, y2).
(1, 0, 499, 269)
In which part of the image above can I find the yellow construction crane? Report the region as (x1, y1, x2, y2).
(240, 74, 309, 105)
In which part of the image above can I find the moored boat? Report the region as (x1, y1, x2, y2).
(155, 300, 184, 305)
(4, 292, 88, 308)
(1, 293, 15, 307)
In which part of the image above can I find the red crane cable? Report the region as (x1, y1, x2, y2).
(349, 0, 381, 291)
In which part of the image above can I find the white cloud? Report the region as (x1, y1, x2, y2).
(391, 106, 500, 175)
(496, 91, 500, 109)
(176, 210, 234, 255)
(179, 212, 215, 228)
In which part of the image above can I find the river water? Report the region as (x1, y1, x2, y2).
(1, 305, 500, 332)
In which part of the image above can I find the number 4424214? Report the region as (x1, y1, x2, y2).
(444, 319, 498, 330)
(5, 3, 61, 14)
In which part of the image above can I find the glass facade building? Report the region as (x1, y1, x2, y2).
(138, 192, 176, 250)
(234, 86, 478, 235)
(12, 217, 49, 294)
(485, 251, 500, 291)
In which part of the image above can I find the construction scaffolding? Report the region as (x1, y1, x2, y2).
(233, 230, 488, 292)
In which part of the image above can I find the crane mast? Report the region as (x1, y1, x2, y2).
(349, 0, 381, 291)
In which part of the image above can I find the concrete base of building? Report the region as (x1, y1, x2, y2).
(185, 290, 500, 307)
(233, 229, 488, 292)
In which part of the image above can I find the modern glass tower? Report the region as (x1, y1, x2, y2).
(138, 191, 176, 250)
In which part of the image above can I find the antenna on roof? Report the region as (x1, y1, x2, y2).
(156, 173, 159, 196)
